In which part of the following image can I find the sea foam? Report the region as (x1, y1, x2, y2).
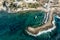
(26, 20, 56, 37)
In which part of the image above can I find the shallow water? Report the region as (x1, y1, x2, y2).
(0, 11, 59, 40)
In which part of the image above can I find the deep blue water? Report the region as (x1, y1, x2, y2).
(0, 11, 59, 40)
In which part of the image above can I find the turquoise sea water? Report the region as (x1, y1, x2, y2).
(0, 11, 59, 40)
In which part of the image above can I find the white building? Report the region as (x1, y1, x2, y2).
(24, 0, 37, 3)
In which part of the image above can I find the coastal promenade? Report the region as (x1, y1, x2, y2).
(0, 7, 49, 13)
(0, 6, 48, 13)
(16, 7, 48, 12)
(26, 8, 57, 36)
